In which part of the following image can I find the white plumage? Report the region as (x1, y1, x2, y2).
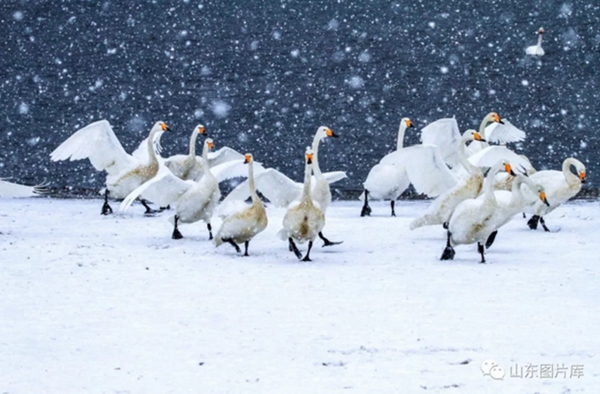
(0, 179, 44, 198)
(526, 28, 545, 56)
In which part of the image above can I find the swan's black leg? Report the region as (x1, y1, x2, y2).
(222, 238, 241, 253)
(360, 190, 372, 217)
(172, 215, 184, 239)
(141, 199, 159, 215)
(390, 200, 396, 217)
(244, 241, 250, 256)
(485, 230, 498, 249)
(207, 223, 213, 240)
(527, 215, 540, 230)
(289, 238, 302, 259)
(101, 190, 113, 215)
(522, 212, 526, 219)
(478, 242, 486, 264)
(319, 231, 343, 247)
(441, 231, 455, 260)
(159, 205, 171, 211)
(539, 217, 550, 232)
(301, 241, 314, 261)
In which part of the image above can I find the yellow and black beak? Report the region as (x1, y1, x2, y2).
(540, 191, 550, 207)
(579, 171, 586, 183)
(244, 154, 252, 164)
(325, 128, 339, 138)
(306, 153, 314, 165)
(406, 119, 414, 128)
(473, 132, 486, 142)
(161, 123, 171, 132)
(539, 28, 545, 35)
(493, 113, 505, 125)
(504, 163, 516, 177)
(207, 141, 214, 150)
(198, 126, 206, 135)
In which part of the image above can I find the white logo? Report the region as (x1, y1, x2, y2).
(481, 359, 505, 380)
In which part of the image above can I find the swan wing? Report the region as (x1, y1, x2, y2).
(467, 146, 532, 173)
(420, 117, 462, 167)
(0, 179, 40, 198)
(208, 147, 245, 167)
(484, 120, 526, 144)
(50, 120, 134, 176)
(210, 160, 267, 183)
(322, 171, 347, 184)
(118, 166, 191, 211)
(221, 168, 301, 208)
(131, 131, 164, 162)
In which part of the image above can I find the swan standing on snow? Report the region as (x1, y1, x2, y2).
(0, 179, 44, 198)
(214, 153, 268, 256)
(278, 149, 325, 261)
(526, 28, 545, 56)
(50, 120, 170, 215)
(522, 157, 586, 231)
(360, 117, 414, 217)
(119, 139, 221, 240)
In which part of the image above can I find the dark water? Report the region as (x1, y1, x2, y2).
(2, 0, 599, 198)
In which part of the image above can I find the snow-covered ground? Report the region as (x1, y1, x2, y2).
(1, 197, 598, 393)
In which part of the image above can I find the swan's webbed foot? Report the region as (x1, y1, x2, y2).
(485, 230, 498, 249)
(442, 222, 449, 230)
(539, 217, 550, 232)
(390, 200, 396, 217)
(360, 190, 372, 217)
(527, 215, 540, 230)
(440, 231, 455, 260)
(141, 199, 160, 215)
(159, 205, 171, 211)
(243, 241, 250, 257)
(289, 238, 302, 259)
(101, 190, 113, 215)
(319, 232, 343, 247)
(478, 242, 486, 264)
(172, 215, 184, 239)
(301, 241, 313, 261)
(223, 238, 241, 253)
(207, 223, 213, 240)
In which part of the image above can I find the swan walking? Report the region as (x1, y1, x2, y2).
(278, 149, 325, 261)
(50, 120, 170, 215)
(214, 153, 268, 256)
(360, 118, 414, 217)
(526, 28, 545, 56)
(522, 158, 586, 231)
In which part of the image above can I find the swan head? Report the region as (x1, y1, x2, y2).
(579, 171, 586, 183)
(205, 138, 214, 150)
(154, 121, 171, 132)
(317, 126, 338, 139)
(244, 153, 253, 164)
(538, 188, 550, 207)
(401, 118, 414, 129)
(305, 148, 314, 165)
(466, 129, 486, 142)
(504, 162, 517, 177)
(196, 124, 206, 135)
(538, 27, 545, 35)
(488, 112, 504, 125)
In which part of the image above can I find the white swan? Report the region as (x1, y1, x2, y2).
(526, 28, 545, 56)
(50, 120, 169, 214)
(521, 157, 586, 231)
(0, 179, 44, 198)
(360, 118, 414, 217)
(119, 139, 223, 240)
(441, 161, 548, 263)
(164, 124, 245, 181)
(220, 126, 344, 246)
(277, 149, 325, 261)
(214, 153, 268, 256)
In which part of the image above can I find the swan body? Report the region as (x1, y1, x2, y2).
(521, 158, 585, 231)
(526, 28, 545, 56)
(0, 179, 43, 198)
(360, 118, 413, 216)
(214, 154, 268, 256)
(278, 149, 325, 261)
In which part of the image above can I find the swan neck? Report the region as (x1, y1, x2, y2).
(201, 143, 210, 176)
(302, 161, 312, 200)
(189, 130, 199, 157)
(147, 128, 159, 164)
(458, 136, 478, 174)
(537, 34, 543, 48)
(562, 158, 579, 184)
(248, 161, 259, 203)
(397, 122, 407, 150)
(311, 138, 323, 176)
(484, 162, 503, 202)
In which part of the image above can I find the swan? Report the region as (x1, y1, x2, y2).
(119, 139, 223, 240)
(359, 117, 414, 217)
(0, 179, 44, 198)
(441, 161, 548, 263)
(50, 120, 169, 215)
(213, 153, 268, 256)
(220, 126, 344, 246)
(521, 157, 586, 231)
(526, 28, 545, 56)
(277, 149, 325, 261)
(164, 124, 246, 181)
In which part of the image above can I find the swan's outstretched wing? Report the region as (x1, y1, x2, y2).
(420, 117, 462, 168)
(381, 145, 457, 197)
(208, 147, 245, 168)
(210, 160, 267, 183)
(484, 120, 526, 144)
(50, 120, 134, 176)
(0, 179, 42, 198)
(118, 165, 192, 211)
(131, 131, 164, 162)
(323, 171, 347, 184)
(467, 146, 533, 173)
(221, 168, 302, 208)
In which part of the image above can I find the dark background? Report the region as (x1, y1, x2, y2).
(1, 0, 599, 198)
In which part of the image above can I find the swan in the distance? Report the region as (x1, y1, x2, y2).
(50, 120, 170, 215)
(0, 179, 44, 198)
(360, 117, 414, 217)
(277, 148, 325, 261)
(521, 157, 586, 231)
(441, 161, 549, 263)
(119, 139, 226, 240)
(526, 28, 545, 56)
(220, 126, 344, 246)
(214, 153, 268, 256)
